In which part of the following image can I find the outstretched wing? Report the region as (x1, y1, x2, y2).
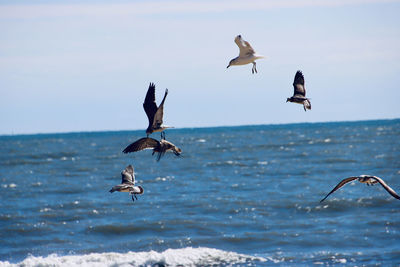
(152, 89, 168, 129)
(121, 165, 135, 184)
(293, 71, 306, 97)
(234, 35, 255, 57)
(373, 176, 400, 200)
(143, 83, 158, 126)
(320, 177, 359, 202)
(123, 137, 159, 154)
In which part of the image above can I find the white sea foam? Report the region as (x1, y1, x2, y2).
(0, 247, 267, 267)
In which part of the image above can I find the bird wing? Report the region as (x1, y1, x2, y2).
(143, 83, 158, 127)
(121, 165, 135, 184)
(234, 35, 255, 57)
(123, 137, 159, 153)
(152, 89, 168, 129)
(320, 176, 359, 202)
(293, 71, 306, 97)
(372, 176, 400, 200)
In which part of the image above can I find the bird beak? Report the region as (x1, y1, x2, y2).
(226, 65, 230, 69)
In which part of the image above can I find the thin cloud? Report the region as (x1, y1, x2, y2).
(0, 0, 399, 19)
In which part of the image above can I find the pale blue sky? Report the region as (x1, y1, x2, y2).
(1, 0, 399, 135)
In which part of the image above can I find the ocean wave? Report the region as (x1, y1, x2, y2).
(0, 247, 267, 267)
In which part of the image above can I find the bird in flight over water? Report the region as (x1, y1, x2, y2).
(123, 137, 182, 161)
(143, 82, 172, 139)
(286, 70, 311, 111)
(226, 35, 264, 74)
(320, 175, 400, 202)
(109, 165, 144, 202)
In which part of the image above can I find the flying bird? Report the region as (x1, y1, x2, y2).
(143, 82, 172, 139)
(320, 175, 400, 202)
(226, 35, 264, 74)
(286, 70, 311, 111)
(123, 137, 182, 161)
(109, 165, 144, 202)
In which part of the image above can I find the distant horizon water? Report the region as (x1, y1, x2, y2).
(2, 117, 399, 137)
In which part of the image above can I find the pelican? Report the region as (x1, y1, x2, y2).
(286, 70, 311, 111)
(143, 82, 172, 139)
(320, 175, 400, 202)
(109, 165, 144, 202)
(226, 35, 264, 74)
(123, 137, 182, 161)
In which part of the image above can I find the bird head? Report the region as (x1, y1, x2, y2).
(173, 146, 182, 156)
(227, 58, 236, 68)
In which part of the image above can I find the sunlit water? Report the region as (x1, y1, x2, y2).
(1, 119, 399, 266)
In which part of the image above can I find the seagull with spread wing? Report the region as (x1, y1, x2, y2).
(109, 165, 144, 202)
(226, 35, 264, 74)
(286, 70, 311, 111)
(320, 175, 400, 202)
(123, 137, 182, 161)
(143, 83, 172, 139)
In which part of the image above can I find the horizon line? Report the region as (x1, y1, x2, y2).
(1, 117, 398, 138)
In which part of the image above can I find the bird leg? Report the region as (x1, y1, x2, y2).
(130, 192, 138, 202)
(252, 62, 257, 74)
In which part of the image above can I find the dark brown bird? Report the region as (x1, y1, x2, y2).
(143, 83, 172, 139)
(123, 137, 182, 161)
(320, 175, 400, 202)
(286, 70, 311, 111)
(109, 165, 144, 202)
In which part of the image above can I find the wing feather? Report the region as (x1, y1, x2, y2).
(143, 83, 158, 126)
(293, 71, 306, 97)
(373, 176, 400, 200)
(153, 89, 168, 129)
(234, 35, 255, 57)
(320, 177, 359, 202)
(123, 137, 159, 154)
(121, 165, 135, 184)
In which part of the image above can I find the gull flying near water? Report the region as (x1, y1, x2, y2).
(143, 82, 172, 139)
(226, 35, 264, 74)
(109, 165, 144, 202)
(123, 137, 182, 161)
(286, 70, 311, 111)
(320, 175, 400, 202)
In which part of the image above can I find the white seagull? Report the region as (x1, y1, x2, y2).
(109, 165, 144, 202)
(227, 35, 265, 74)
(320, 175, 400, 202)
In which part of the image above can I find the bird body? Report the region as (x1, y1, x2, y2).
(287, 70, 311, 111)
(227, 35, 264, 74)
(320, 175, 400, 202)
(109, 165, 144, 202)
(123, 137, 181, 161)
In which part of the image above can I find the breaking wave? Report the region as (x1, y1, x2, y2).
(0, 247, 267, 267)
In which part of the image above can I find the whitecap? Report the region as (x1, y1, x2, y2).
(0, 247, 268, 267)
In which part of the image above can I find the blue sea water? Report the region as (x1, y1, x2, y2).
(0, 119, 399, 266)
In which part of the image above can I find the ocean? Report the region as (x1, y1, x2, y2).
(0, 119, 399, 266)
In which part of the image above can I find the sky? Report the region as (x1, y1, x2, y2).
(1, 0, 400, 135)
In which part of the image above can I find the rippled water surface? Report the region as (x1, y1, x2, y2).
(0, 119, 399, 266)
